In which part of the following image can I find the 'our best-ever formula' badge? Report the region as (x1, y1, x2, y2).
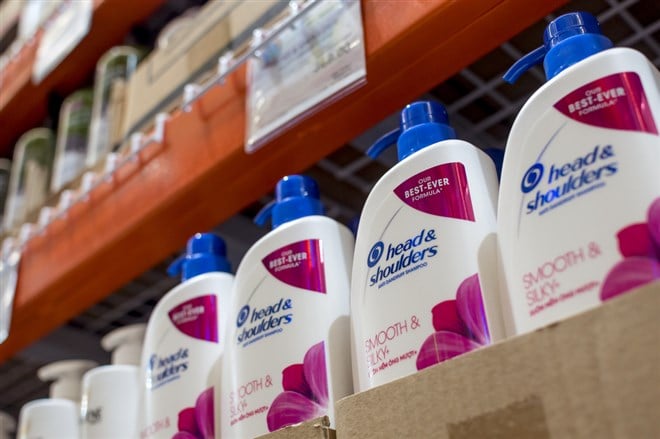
(394, 163, 475, 221)
(262, 240, 326, 293)
(554, 72, 658, 135)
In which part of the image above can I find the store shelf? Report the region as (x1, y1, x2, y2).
(0, 0, 568, 361)
(0, 0, 166, 156)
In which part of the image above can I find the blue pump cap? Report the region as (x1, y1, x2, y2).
(367, 101, 456, 162)
(254, 175, 324, 229)
(167, 233, 231, 281)
(503, 12, 613, 83)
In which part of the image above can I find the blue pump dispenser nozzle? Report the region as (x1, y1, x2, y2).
(367, 101, 457, 162)
(167, 233, 231, 281)
(254, 175, 324, 229)
(503, 11, 613, 84)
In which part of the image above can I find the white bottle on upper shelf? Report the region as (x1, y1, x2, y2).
(140, 233, 234, 439)
(221, 175, 354, 438)
(81, 323, 146, 439)
(497, 11, 660, 337)
(18, 360, 97, 439)
(350, 101, 499, 392)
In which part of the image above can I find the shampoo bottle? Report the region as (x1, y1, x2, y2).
(18, 360, 97, 439)
(140, 233, 233, 439)
(221, 175, 354, 438)
(350, 101, 499, 391)
(81, 323, 146, 439)
(498, 12, 660, 336)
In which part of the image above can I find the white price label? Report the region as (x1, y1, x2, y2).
(32, 0, 92, 83)
(245, 0, 366, 153)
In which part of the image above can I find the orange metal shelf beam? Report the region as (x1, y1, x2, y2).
(0, 0, 165, 157)
(0, 0, 567, 362)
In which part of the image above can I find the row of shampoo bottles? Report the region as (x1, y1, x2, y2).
(12, 112, 500, 438)
(137, 175, 354, 439)
(140, 177, 354, 438)
(343, 10, 659, 391)
(18, 360, 96, 439)
(17, 324, 146, 439)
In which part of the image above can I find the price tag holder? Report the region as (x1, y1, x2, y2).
(245, 0, 366, 153)
(33, 0, 92, 83)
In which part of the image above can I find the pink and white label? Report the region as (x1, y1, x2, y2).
(262, 240, 326, 294)
(168, 295, 218, 343)
(393, 163, 475, 221)
(554, 72, 658, 135)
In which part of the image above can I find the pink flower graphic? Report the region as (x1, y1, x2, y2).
(416, 273, 489, 371)
(174, 387, 214, 439)
(601, 197, 660, 300)
(267, 342, 328, 432)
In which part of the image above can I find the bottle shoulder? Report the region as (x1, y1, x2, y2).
(512, 47, 654, 123)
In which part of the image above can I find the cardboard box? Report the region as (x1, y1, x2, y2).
(336, 283, 660, 438)
(256, 416, 335, 439)
(228, 0, 287, 48)
(122, 0, 234, 138)
(122, 0, 289, 140)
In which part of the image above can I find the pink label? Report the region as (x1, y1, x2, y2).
(168, 295, 218, 343)
(262, 240, 326, 293)
(554, 72, 658, 135)
(393, 163, 475, 221)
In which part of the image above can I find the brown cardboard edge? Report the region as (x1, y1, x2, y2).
(336, 282, 660, 438)
(255, 416, 334, 439)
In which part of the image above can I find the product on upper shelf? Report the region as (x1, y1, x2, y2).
(17, 360, 97, 439)
(497, 11, 660, 337)
(221, 175, 354, 438)
(140, 233, 233, 439)
(4, 128, 55, 231)
(121, 0, 289, 140)
(81, 324, 146, 439)
(350, 101, 499, 392)
(121, 1, 234, 140)
(0, 411, 15, 439)
(87, 46, 142, 168)
(51, 89, 93, 193)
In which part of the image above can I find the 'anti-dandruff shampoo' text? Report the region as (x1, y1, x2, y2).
(221, 175, 353, 438)
(140, 233, 233, 439)
(350, 101, 499, 391)
(498, 12, 660, 336)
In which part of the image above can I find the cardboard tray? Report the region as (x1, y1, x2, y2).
(336, 282, 660, 438)
(256, 416, 335, 439)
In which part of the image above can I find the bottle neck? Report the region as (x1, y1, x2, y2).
(544, 34, 613, 80)
(398, 124, 456, 160)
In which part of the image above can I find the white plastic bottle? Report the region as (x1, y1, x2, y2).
(351, 101, 499, 392)
(140, 233, 233, 439)
(498, 12, 660, 336)
(221, 175, 354, 438)
(81, 324, 146, 439)
(18, 360, 97, 439)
